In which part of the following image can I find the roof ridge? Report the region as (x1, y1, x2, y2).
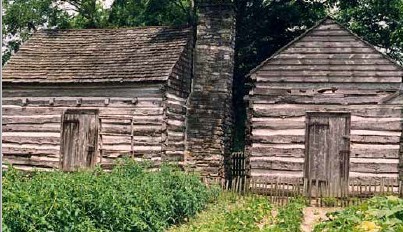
(40, 25, 192, 32)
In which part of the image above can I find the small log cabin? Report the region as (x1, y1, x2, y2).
(2, 1, 235, 176)
(2, 27, 193, 171)
(245, 17, 403, 191)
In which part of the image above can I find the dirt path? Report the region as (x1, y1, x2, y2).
(300, 207, 341, 232)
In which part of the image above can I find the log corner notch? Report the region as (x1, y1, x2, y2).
(185, 0, 236, 179)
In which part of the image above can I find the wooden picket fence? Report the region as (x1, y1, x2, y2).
(200, 152, 403, 207)
(201, 176, 403, 207)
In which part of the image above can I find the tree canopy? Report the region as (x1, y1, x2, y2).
(3, 0, 402, 66)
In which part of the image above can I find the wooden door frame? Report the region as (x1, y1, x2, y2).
(59, 109, 99, 171)
(304, 111, 351, 196)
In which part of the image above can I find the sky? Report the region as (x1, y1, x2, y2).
(103, 0, 114, 9)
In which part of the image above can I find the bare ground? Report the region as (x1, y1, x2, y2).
(300, 207, 341, 232)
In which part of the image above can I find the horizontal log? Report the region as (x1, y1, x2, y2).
(2, 132, 60, 138)
(250, 134, 400, 145)
(351, 147, 399, 159)
(351, 130, 401, 136)
(101, 118, 162, 126)
(351, 119, 402, 131)
(101, 144, 161, 152)
(255, 82, 401, 90)
(165, 112, 186, 121)
(103, 116, 163, 123)
(252, 135, 305, 144)
(284, 47, 378, 54)
(275, 53, 384, 59)
(252, 88, 395, 96)
(266, 58, 393, 66)
(255, 76, 401, 83)
(253, 104, 402, 118)
(3, 136, 60, 145)
(2, 106, 164, 117)
(166, 93, 187, 103)
(101, 150, 161, 159)
(102, 135, 162, 145)
(2, 115, 61, 124)
(315, 23, 345, 30)
(2, 124, 60, 133)
(253, 120, 304, 130)
(251, 146, 304, 158)
(2, 97, 163, 108)
(252, 129, 305, 136)
(162, 153, 184, 162)
(2, 84, 163, 98)
(293, 41, 367, 48)
(3, 156, 59, 169)
(2, 164, 53, 172)
(349, 172, 399, 179)
(308, 29, 356, 36)
(250, 169, 303, 178)
(250, 158, 303, 171)
(2, 146, 59, 157)
(350, 135, 400, 144)
(350, 162, 398, 174)
(252, 95, 385, 105)
(259, 64, 400, 72)
(101, 125, 162, 135)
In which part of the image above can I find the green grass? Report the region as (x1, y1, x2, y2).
(168, 192, 273, 232)
(169, 193, 306, 232)
(2, 160, 218, 232)
(270, 197, 306, 232)
(313, 196, 403, 232)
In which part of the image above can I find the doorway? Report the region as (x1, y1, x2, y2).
(304, 112, 351, 197)
(60, 109, 99, 171)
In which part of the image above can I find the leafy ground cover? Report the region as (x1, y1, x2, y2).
(271, 197, 306, 232)
(2, 160, 218, 232)
(168, 192, 306, 232)
(313, 196, 403, 232)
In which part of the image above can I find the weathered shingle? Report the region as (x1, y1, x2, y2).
(3, 27, 191, 83)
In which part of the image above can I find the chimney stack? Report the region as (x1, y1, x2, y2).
(185, 0, 235, 178)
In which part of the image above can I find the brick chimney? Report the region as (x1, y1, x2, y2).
(185, 0, 235, 178)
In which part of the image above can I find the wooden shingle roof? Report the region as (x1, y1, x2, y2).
(3, 27, 191, 83)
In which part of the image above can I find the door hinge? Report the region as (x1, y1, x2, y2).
(342, 135, 350, 140)
(88, 145, 95, 152)
(339, 150, 350, 154)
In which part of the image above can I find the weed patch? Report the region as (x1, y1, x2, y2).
(313, 196, 403, 232)
(2, 160, 218, 232)
(169, 192, 273, 231)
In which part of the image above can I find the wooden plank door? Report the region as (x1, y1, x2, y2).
(304, 112, 351, 197)
(60, 109, 99, 171)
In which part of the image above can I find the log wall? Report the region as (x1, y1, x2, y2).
(386, 92, 403, 182)
(247, 18, 403, 184)
(2, 84, 166, 171)
(164, 38, 193, 163)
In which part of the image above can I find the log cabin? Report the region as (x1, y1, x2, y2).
(2, 0, 235, 176)
(245, 17, 403, 193)
(2, 27, 193, 171)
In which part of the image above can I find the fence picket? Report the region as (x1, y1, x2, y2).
(226, 152, 401, 207)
